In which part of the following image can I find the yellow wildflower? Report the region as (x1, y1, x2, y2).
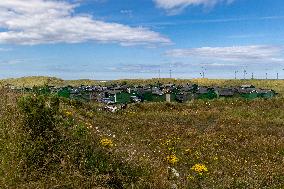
(100, 138, 114, 148)
(65, 111, 72, 116)
(86, 123, 93, 129)
(164, 139, 171, 146)
(191, 164, 208, 175)
(166, 154, 179, 165)
(184, 148, 191, 155)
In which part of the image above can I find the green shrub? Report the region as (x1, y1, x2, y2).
(14, 94, 147, 188)
(18, 95, 62, 176)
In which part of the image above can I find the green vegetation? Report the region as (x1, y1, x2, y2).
(0, 91, 149, 188)
(1, 78, 284, 188)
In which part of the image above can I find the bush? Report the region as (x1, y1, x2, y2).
(15, 94, 146, 188)
(18, 95, 62, 177)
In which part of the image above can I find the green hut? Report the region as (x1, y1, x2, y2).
(115, 91, 133, 104)
(257, 90, 276, 99)
(141, 92, 165, 102)
(107, 91, 138, 104)
(197, 88, 218, 100)
(58, 88, 71, 98)
(240, 91, 258, 99)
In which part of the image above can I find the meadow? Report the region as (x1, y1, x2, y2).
(0, 77, 284, 188)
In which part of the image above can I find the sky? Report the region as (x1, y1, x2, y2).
(0, 0, 284, 80)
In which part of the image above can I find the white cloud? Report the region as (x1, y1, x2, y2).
(166, 45, 284, 63)
(154, 0, 234, 14)
(0, 0, 170, 45)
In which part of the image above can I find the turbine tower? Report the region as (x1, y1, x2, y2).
(234, 71, 238, 80)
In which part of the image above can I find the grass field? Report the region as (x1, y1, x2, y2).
(1, 77, 284, 188)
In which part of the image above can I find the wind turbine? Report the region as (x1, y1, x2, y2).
(243, 69, 247, 79)
(201, 66, 207, 79)
(234, 70, 238, 80)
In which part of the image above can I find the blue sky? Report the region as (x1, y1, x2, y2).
(0, 0, 284, 80)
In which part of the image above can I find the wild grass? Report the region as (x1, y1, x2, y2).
(0, 76, 102, 87)
(0, 79, 284, 188)
(90, 98, 284, 188)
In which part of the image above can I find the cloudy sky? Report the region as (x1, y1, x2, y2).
(0, 0, 284, 79)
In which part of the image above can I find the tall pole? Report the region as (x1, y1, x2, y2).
(251, 72, 254, 80)
(202, 66, 206, 79)
(234, 71, 238, 79)
(265, 69, 268, 80)
(243, 69, 247, 80)
(277, 73, 279, 80)
(169, 69, 172, 79)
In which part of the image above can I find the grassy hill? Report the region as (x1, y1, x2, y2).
(0, 76, 103, 87)
(1, 78, 284, 188)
